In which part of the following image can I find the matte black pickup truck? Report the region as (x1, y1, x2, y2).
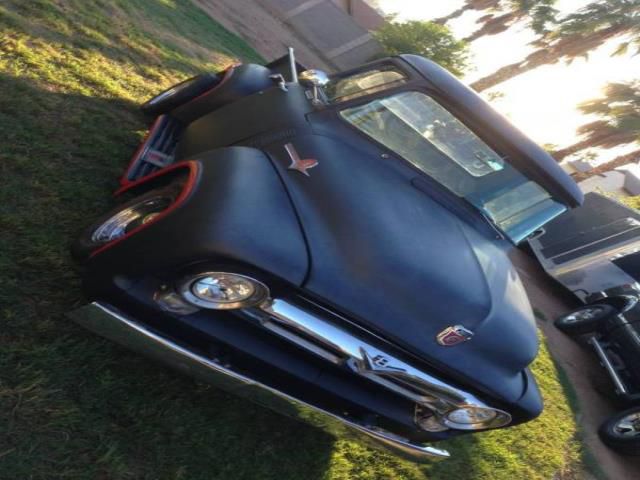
(69, 50, 583, 461)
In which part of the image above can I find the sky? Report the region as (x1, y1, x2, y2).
(376, 0, 640, 164)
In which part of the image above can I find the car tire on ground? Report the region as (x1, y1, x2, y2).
(141, 73, 219, 116)
(554, 304, 617, 335)
(598, 407, 640, 455)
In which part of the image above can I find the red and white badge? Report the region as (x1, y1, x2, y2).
(436, 325, 474, 346)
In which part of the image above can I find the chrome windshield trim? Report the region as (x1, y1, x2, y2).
(68, 302, 450, 461)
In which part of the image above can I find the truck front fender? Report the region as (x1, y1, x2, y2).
(87, 147, 309, 286)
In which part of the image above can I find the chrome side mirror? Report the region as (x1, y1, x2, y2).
(299, 69, 330, 104)
(299, 69, 330, 87)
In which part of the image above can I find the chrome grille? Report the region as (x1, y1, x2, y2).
(251, 299, 490, 417)
(261, 317, 345, 364)
(124, 115, 183, 182)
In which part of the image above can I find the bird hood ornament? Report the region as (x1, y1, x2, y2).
(284, 143, 318, 177)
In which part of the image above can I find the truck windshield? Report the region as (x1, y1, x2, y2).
(341, 91, 566, 243)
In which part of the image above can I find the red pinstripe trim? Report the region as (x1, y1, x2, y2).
(119, 65, 237, 187)
(114, 160, 195, 196)
(181, 66, 236, 107)
(120, 114, 166, 187)
(91, 161, 200, 258)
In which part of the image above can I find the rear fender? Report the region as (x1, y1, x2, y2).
(171, 64, 274, 123)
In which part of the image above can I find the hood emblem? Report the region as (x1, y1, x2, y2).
(437, 325, 474, 346)
(284, 143, 318, 177)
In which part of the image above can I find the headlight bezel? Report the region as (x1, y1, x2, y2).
(441, 405, 512, 431)
(177, 271, 270, 310)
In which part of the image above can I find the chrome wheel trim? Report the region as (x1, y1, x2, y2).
(148, 86, 179, 105)
(561, 306, 604, 324)
(91, 197, 170, 244)
(614, 412, 640, 438)
(147, 77, 198, 105)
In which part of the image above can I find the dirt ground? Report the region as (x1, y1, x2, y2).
(193, 0, 334, 71)
(511, 250, 640, 480)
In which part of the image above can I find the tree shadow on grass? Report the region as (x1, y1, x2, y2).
(421, 435, 481, 479)
(0, 73, 336, 479)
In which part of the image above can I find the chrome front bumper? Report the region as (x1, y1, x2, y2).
(68, 302, 450, 461)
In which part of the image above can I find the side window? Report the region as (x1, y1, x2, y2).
(324, 65, 406, 103)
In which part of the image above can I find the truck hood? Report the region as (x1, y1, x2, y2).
(266, 134, 538, 403)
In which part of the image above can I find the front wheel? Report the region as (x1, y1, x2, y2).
(72, 182, 183, 261)
(141, 73, 219, 116)
(599, 407, 640, 455)
(554, 304, 616, 335)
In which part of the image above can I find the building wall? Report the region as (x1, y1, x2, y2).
(261, 0, 383, 70)
(330, 0, 385, 30)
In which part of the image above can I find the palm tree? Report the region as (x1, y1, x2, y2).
(571, 149, 640, 182)
(464, 0, 559, 42)
(470, 0, 640, 92)
(553, 81, 640, 160)
(433, 0, 558, 43)
(433, 0, 501, 25)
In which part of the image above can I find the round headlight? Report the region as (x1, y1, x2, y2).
(178, 272, 269, 310)
(443, 406, 511, 430)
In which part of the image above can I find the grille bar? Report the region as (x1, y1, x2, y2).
(252, 299, 497, 417)
(123, 115, 184, 183)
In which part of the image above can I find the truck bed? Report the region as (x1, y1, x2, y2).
(529, 192, 640, 298)
(534, 193, 640, 265)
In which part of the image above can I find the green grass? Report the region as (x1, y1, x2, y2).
(613, 192, 640, 211)
(0, 1, 590, 478)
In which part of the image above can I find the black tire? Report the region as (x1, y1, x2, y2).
(72, 182, 183, 261)
(598, 407, 640, 455)
(141, 73, 219, 116)
(554, 304, 617, 335)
